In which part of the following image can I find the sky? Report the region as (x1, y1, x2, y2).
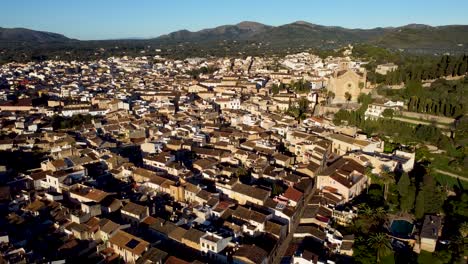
(2, 0, 468, 40)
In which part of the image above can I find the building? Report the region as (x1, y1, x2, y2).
(376, 63, 398, 75)
(121, 202, 150, 225)
(316, 158, 368, 202)
(420, 215, 442, 253)
(233, 244, 268, 264)
(327, 69, 368, 104)
(200, 232, 231, 263)
(108, 230, 149, 263)
(364, 101, 403, 120)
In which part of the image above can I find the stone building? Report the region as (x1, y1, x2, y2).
(327, 69, 368, 104)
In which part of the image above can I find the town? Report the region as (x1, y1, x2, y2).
(0, 41, 465, 264)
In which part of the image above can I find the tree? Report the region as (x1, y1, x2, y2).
(403, 184, 416, 213)
(415, 189, 425, 219)
(368, 233, 392, 263)
(459, 222, 468, 238)
(397, 173, 416, 212)
(421, 174, 446, 214)
(324, 89, 335, 105)
(382, 108, 394, 119)
(287, 97, 310, 121)
(345, 92, 352, 106)
(379, 168, 395, 200)
(359, 81, 365, 89)
(397, 173, 410, 197)
(271, 83, 280, 95)
(272, 182, 285, 196)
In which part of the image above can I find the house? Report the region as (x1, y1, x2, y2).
(316, 158, 368, 202)
(200, 232, 231, 263)
(98, 218, 122, 243)
(121, 202, 150, 226)
(420, 215, 442, 253)
(375, 63, 398, 75)
(100, 196, 122, 214)
(108, 230, 149, 264)
(364, 101, 403, 120)
(329, 133, 384, 156)
(69, 184, 109, 203)
(135, 247, 168, 264)
(181, 228, 205, 251)
(281, 186, 303, 207)
(230, 183, 270, 205)
(232, 244, 268, 264)
(300, 204, 333, 227)
(273, 153, 294, 168)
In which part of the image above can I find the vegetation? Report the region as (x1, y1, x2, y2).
(286, 97, 310, 121)
(382, 55, 468, 85)
(2, 24, 468, 64)
(378, 78, 468, 118)
(186, 66, 218, 79)
(289, 79, 312, 94)
(51, 114, 94, 130)
(271, 83, 286, 95)
(397, 173, 416, 213)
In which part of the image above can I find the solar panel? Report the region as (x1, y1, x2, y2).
(125, 238, 140, 249)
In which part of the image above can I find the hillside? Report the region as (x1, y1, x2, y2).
(152, 21, 468, 52)
(0, 27, 72, 44)
(0, 21, 467, 62)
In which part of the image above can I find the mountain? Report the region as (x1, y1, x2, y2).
(371, 25, 468, 50)
(157, 21, 272, 43)
(0, 21, 467, 62)
(0, 27, 72, 43)
(151, 21, 468, 52)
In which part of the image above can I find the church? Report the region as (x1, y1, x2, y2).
(327, 65, 368, 104)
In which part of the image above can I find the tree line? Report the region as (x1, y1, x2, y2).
(381, 55, 468, 85)
(379, 77, 467, 118)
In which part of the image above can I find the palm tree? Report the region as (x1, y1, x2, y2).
(459, 222, 468, 238)
(372, 207, 387, 222)
(368, 233, 392, 263)
(358, 204, 374, 217)
(379, 168, 395, 201)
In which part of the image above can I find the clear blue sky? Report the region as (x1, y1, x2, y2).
(2, 0, 468, 40)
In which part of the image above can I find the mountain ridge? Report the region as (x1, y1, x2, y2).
(0, 21, 467, 62)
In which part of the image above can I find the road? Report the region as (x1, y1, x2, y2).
(271, 188, 316, 264)
(392, 117, 451, 130)
(434, 169, 468, 182)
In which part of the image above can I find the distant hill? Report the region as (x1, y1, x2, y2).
(0, 21, 467, 62)
(0, 27, 72, 44)
(152, 21, 468, 52)
(157, 21, 272, 43)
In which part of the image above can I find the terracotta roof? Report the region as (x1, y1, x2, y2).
(233, 245, 268, 264)
(109, 230, 149, 256)
(122, 202, 148, 216)
(283, 187, 303, 203)
(164, 256, 189, 264)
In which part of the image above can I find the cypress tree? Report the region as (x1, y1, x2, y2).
(415, 190, 425, 219)
(458, 60, 467, 76)
(397, 173, 410, 197)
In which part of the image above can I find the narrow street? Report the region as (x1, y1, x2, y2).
(272, 188, 316, 264)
